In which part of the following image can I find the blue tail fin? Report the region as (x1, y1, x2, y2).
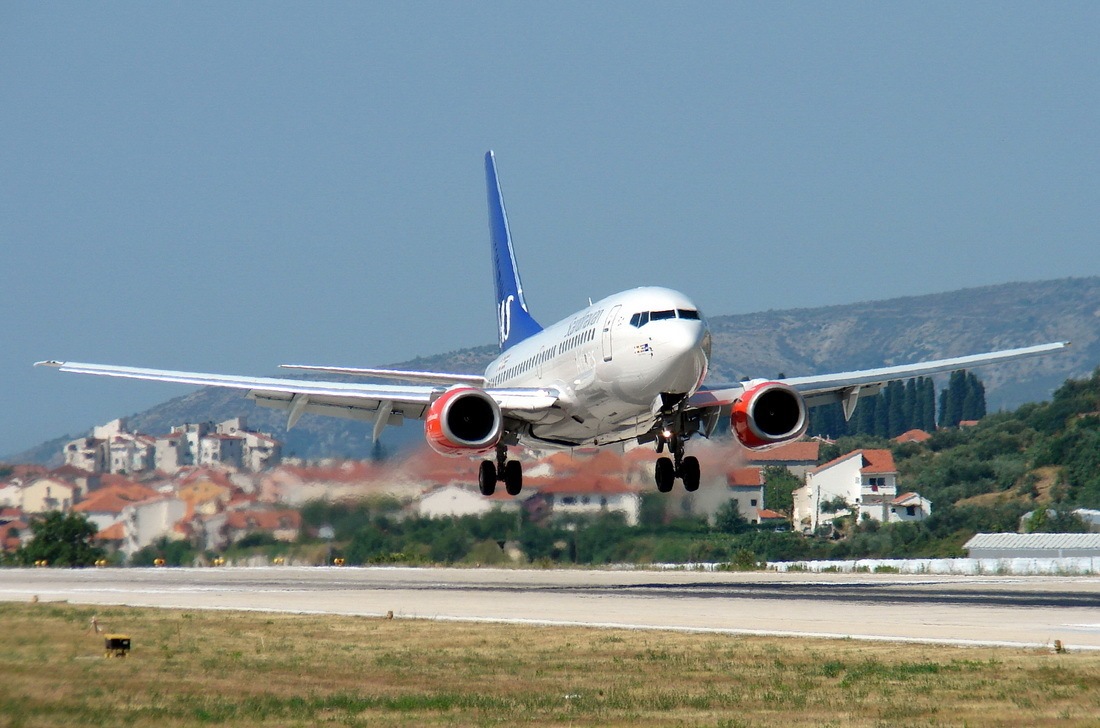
(485, 151, 542, 351)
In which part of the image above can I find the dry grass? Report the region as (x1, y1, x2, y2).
(1, 601, 1098, 727)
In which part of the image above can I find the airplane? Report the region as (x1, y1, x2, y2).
(38, 151, 1069, 496)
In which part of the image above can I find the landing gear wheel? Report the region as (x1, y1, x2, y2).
(680, 456, 700, 492)
(478, 461, 497, 496)
(655, 457, 675, 493)
(504, 460, 523, 496)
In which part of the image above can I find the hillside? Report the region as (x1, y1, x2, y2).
(9, 277, 1098, 464)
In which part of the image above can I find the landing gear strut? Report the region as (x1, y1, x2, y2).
(479, 445, 523, 497)
(653, 432, 701, 493)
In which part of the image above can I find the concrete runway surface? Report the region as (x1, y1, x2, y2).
(2, 567, 1099, 651)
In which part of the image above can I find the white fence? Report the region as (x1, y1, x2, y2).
(767, 557, 1100, 575)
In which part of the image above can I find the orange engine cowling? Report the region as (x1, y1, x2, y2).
(424, 387, 503, 456)
(731, 381, 808, 450)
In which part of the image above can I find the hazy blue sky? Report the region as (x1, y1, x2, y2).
(3, 3, 1098, 456)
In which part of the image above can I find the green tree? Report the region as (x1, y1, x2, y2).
(131, 536, 197, 567)
(939, 370, 986, 427)
(16, 512, 104, 567)
(762, 466, 800, 515)
(715, 500, 750, 534)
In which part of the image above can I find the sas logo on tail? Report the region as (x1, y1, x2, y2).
(499, 295, 514, 343)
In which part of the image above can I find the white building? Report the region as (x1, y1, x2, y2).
(119, 496, 188, 559)
(964, 533, 1100, 559)
(418, 484, 522, 519)
(63, 436, 107, 472)
(107, 433, 155, 474)
(20, 477, 77, 514)
(793, 449, 930, 533)
(534, 476, 641, 526)
(890, 492, 932, 523)
(673, 466, 771, 525)
(200, 434, 245, 469)
(67, 418, 281, 476)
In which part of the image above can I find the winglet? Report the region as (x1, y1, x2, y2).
(486, 151, 542, 351)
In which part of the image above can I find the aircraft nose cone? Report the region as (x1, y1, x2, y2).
(658, 320, 710, 392)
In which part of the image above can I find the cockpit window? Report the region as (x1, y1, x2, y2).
(630, 308, 701, 327)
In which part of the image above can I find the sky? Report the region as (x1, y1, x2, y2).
(2, 3, 1099, 457)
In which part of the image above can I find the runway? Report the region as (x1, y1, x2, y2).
(3, 567, 1099, 651)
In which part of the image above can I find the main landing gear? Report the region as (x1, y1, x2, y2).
(479, 445, 523, 497)
(654, 433, 700, 493)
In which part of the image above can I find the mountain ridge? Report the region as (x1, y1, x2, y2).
(9, 276, 1098, 465)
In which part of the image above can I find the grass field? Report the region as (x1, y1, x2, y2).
(0, 602, 1097, 727)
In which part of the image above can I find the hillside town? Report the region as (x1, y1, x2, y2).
(0, 414, 947, 564)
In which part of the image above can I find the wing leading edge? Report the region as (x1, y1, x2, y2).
(278, 364, 484, 386)
(35, 361, 557, 436)
(689, 341, 1070, 418)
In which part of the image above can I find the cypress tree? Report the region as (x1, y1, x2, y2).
(920, 377, 937, 431)
(873, 390, 890, 437)
(940, 370, 966, 427)
(886, 380, 906, 437)
(903, 378, 918, 432)
(961, 372, 987, 421)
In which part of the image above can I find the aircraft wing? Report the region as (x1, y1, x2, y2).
(278, 364, 485, 386)
(689, 341, 1070, 416)
(35, 361, 558, 435)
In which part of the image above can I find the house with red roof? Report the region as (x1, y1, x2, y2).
(72, 480, 160, 532)
(222, 509, 301, 546)
(0, 516, 28, 553)
(792, 449, 930, 533)
(529, 474, 641, 526)
(418, 484, 525, 519)
(745, 440, 821, 478)
(894, 429, 932, 444)
(890, 492, 932, 522)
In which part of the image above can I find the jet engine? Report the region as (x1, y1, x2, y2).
(424, 387, 504, 456)
(731, 381, 808, 449)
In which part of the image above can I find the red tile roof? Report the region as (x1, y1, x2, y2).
(860, 450, 896, 475)
(74, 493, 134, 515)
(95, 522, 126, 541)
(811, 449, 896, 476)
(225, 509, 301, 531)
(745, 441, 820, 462)
(727, 468, 764, 488)
(894, 429, 932, 444)
(892, 492, 922, 505)
(756, 509, 786, 520)
(533, 475, 635, 495)
(49, 465, 96, 480)
(74, 482, 159, 513)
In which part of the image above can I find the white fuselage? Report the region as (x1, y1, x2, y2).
(484, 287, 711, 447)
